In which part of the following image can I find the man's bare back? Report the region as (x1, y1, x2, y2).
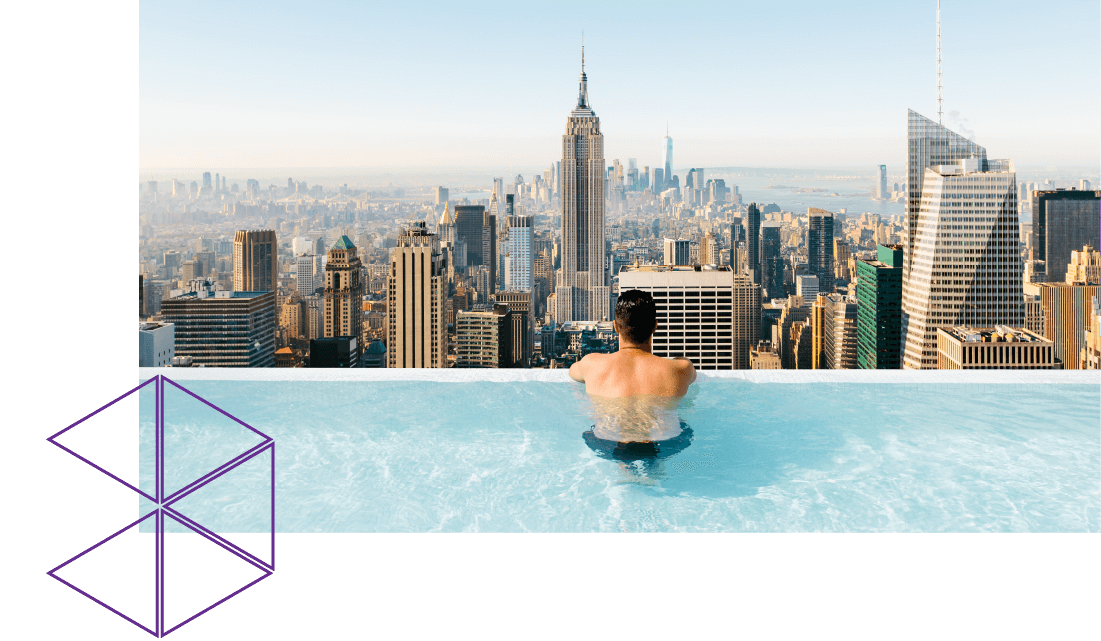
(569, 349, 696, 398)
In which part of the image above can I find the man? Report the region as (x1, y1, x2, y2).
(570, 289, 696, 447)
(570, 289, 696, 397)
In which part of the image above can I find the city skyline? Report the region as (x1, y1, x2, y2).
(139, 1, 1099, 170)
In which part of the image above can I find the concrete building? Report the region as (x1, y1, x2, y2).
(620, 265, 760, 369)
(1036, 281, 1101, 370)
(750, 341, 781, 369)
(937, 326, 1057, 369)
(833, 239, 852, 283)
(435, 186, 449, 205)
(323, 235, 364, 365)
(138, 322, 174, 367)
(232, 229, 277, 293)
(160, 281, 275, 367)
(456, 304, 513, 368)
(855, 245, 904, 369)
(296, 254, 322, 297)
(901, 157, 1022, 369)
(556, 51, 609, 322)
(1031, 190, 1101, 282)
(663, 238, 690, 266)
(505, 214, 534, 291)
(1081, 296, 1100, 369)
(1064, 245, 1101, 285)
(795, 275, 819, 302)
(876, 164, 887, 199)
(823, 294, 859, 369)
(698, 231, 720, 266)
(387, 222, 447, 368)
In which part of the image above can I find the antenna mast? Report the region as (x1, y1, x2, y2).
(937, 0, 943, 125)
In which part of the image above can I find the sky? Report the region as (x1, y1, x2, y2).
(139, 0, 1100, 172)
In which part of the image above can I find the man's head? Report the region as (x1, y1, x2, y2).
(614, 289, 658, 344)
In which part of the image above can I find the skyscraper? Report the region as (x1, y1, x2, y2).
(663, 238, 690, 266)
(901, 157, 1023, 369)
(453, 205, 486, 268)
(506, 214, 533, 291)
(745, 203, 761, 284)
(296, 254, 322, 297)
(323, 236, 364, 363)
(556, 48, 609, 322)
(1031, 189, 1101, 282)
(232, 229, 277, 293)
(876, 165, 887, 199)
(855, 244, 904, 369)
(906, 110, 986, 284)
(482, 209, 497, 297)
(662, 126, 673, 191)
(807, 208, 835, 294)
(387, 222, 447, 368)
(760, 222, 785, 299)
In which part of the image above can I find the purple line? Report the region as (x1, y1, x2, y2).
(270, 442, 275, 571)
(48, 510, 158, 575)
(163, 378, 272, 441)
(47, 440, 157, 502)
(162, 573, 271, 637)
(163, 505, 271, 572)
(48, 573, 159, 637)
(157, 508, 163, 637)
(158, 375, 164, 505)
(163, 440, 272, 507)
(47, 377, 157, 442)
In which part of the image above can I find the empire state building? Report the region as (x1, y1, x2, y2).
(555, 49, 609, 322)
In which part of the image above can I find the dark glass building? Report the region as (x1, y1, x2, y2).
(855, 244, 903, 369)
(807, 208, 835, 294)
(453, 205, 486, 268)
(1031, 189, 1101, 282)
(760, 222, 785, 299)
(745, 203, 761, 284)
(309, 336, 359, 368)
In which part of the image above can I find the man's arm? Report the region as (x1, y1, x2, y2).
(674, 357, 697, 387)
(568, 357, 586, 382)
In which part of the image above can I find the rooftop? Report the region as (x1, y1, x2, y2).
(938, 326, 1051, 344)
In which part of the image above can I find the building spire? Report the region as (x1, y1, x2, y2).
(576, 33, 589, 109)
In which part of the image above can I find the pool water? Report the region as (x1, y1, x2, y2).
(142, 378, 1100, 533)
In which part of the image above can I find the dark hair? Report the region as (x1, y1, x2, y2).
(615, 289, 657, 344)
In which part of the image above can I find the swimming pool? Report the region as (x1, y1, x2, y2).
(139, 369, 1100, 533)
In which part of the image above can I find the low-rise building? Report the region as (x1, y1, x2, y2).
(936, 326, 1058, 369)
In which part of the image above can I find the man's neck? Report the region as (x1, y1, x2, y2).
(619, 342, 652, 354)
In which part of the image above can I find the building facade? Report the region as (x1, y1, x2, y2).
(232, 229, 277, 292)
(663, 238, 690, 266)
(494, 290, 533, 368)
(138, 322, 174, 367)
(161, 282, 275, 367)
(323, 235, 364, 364)
(936, 326, 1057, 369)
(807, 208, 835, 294)
(387, 223, 447, 368)
(506, 214, 534, 291)
(556, 54, 609, 322)
(760, 222, 785, 299)
(1037, 281, 1101, 370)
(1031, 190, 1101, 282)
(456, 304, 513, 368)
(855, 244, 904, 369)
(901, 158, 1023, 369)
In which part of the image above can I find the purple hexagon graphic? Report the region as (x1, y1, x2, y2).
(48, 376, 275, 638)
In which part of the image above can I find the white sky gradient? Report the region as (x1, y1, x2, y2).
(139, 1, 1099, 170)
